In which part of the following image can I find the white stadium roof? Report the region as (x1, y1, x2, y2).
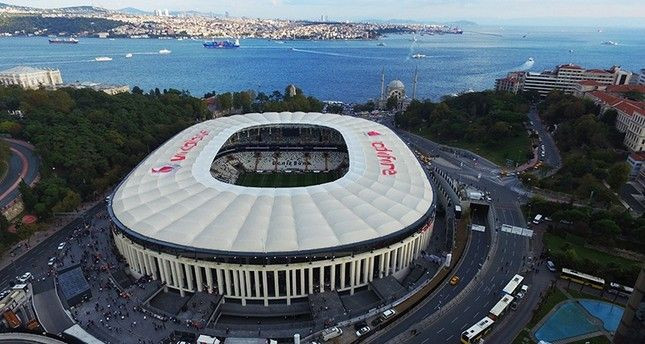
(111, 112, 433, 254)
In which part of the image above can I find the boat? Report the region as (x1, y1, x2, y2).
(412, 53, 427, 59)
(527, 57, 534, 63)
(95, 57, 112, 62)
(569, 49, 574, 53)
(49, 37, 78, 44)
(275, 40, 285, 44)
(203, 38, 240, 49)
(377, 42, 386, 47)
(159, 49, 172, 54)
(601, 41, 618, 46)
(125, 53, 133, 58)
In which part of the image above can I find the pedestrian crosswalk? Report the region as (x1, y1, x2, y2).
(501, 224, 533, 237)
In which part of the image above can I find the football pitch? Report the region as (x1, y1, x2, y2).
(236, 171, 341, 187)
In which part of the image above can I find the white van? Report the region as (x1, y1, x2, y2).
(321, 327, 343, 341)
(381, 309, 396, 320)
(532, 214, 543, 225)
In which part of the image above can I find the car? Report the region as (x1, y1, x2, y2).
(516, 291, 525, 299)
(449, 275, 460, 285)
(57, 242, 66, 250)
(17, 272, 33, 283)
(48, 257, 56, 266)
(355, 326, 371, 337)
(321, 327, 342, 341)
(546, 260, 556, 272)
(381, 309, 396, 320)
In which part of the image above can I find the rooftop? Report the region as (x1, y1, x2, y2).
(110, 112, 433, 255)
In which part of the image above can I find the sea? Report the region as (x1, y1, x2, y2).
(1, 25, 644, 102)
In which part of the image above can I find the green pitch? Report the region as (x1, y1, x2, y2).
(236, 171, 341, 187)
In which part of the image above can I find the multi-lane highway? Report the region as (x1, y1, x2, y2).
(0, 138, 40, 208)
(365, 130, 532, 343)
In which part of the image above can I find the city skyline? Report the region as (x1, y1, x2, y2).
(8, 0, 645, 27)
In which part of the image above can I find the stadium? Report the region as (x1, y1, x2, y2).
(107, 112, 434, 306)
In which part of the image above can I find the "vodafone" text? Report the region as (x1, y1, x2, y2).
(371, 141, 397, 176)
(170, 130, 210, 162)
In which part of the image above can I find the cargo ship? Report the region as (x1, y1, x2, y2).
(203, 38, 240, 49)
(49, 38, 79, 44)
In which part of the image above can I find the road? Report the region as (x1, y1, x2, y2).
(0, 138, 40, 209)
(0, 202, 103, 292)
(365, 129, 532, 344)
(527, 108, 562, 171)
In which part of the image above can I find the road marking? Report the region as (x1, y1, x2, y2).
(474, 295, 480, 301)
(451, 317, 458, 324)
(464, 305, 470, 312)
(446, 334, 454, 341)
(437, 328, 445, 334)
(421, 339, 429, 344)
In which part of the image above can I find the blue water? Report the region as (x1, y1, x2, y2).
(579, 300, 624, 332)
(534, 299, 625, 342)
(1, 26, 644, 101)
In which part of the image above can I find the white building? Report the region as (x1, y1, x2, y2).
(497, 64, 632, 96)
(0, 66, 63, 89)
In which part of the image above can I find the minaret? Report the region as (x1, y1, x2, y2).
(380, 68, 385, 103)
(412, 67, 418, 100)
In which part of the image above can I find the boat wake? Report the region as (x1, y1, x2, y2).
(290, 48, 392, 60)
(517, 58, 535, 71)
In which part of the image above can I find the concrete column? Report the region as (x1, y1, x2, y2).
(244, 270, 251, 299)
(349, 260, 356, 294)
(330, 264, 336, 290)
(195, 265, 203, 292)
(169, 259, 178, 287)
(285, 269, 291, 305)
(205, 267, 213, 293)
(224, 269, 232, 296)
(363, 258, 369, 283)
(184, 263, 194, 291)
(392, 248, 398, 272)
(149, 255, 158, 280)
(319, 265, 325, 292)
(384, 251, 391, 276)
(262, 271, 269, 306)
(216, 268, 224, 294)
(291, 269, 297, 297)
(233, 269, 240, 297)
(308, 267, 314, 294)
(141, 252, 150, 275)
(176, 262, 186, 296)
(379, 254, 385, 278)
(273, 271, 280, 298)
(368, 256, 375, 282)
(300, 268, 306, 296)
(160, 259, 169, 285)
(239, 270, 247, 305)
(254, 270, 261, 298)
(340, 262, 346, 289)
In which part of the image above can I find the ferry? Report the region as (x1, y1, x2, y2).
(95, 57, 112, 62)
(527, 57, 534, 63)
(203, 39, 240, 49)
(159, 49, 172, 54)
(601, 41, 618, 46)
(412, 53, 427, 59)
(49, 38, 78, 44)
(125, 53, 133, 58)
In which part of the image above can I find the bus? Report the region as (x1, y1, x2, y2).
(607, 282, 633, 298)
(502, 274, 524, 295)
(461, 316, 494, 344)
(488, 294, 514, 321)
(560, 268, 605, 290)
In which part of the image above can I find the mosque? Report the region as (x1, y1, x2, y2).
(378, 68, 419, 111)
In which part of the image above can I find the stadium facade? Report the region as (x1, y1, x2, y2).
(108, 112, 434, 305)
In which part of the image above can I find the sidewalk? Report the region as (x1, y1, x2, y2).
(0, 196, 106, 272)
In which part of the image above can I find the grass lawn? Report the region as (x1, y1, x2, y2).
(236, 171, 340, 187)
(512, 329, 536, 344)
(543, 233, 640, 269)
(565, 287, 607, 302)
(417, 127, 531, 166)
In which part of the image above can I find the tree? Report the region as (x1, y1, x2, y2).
(607, 162, 629, 190)
(386, 95, 398, 111)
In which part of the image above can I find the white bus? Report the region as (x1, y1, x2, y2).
(607, 282, 633, 298)
(560, 268, 605, 290)
(488, 294, 514, 321)
(503, 274, 524, 295)
(461, 316, 495, 344)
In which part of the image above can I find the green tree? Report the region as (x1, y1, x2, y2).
(607, 162, 629, 190)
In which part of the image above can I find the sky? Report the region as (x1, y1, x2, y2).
(9, 0, 645, 27)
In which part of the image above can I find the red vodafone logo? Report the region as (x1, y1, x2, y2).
(151, 164, 180, 175)
(170, 130, 210, 162)
(371, 141, 398, 176)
